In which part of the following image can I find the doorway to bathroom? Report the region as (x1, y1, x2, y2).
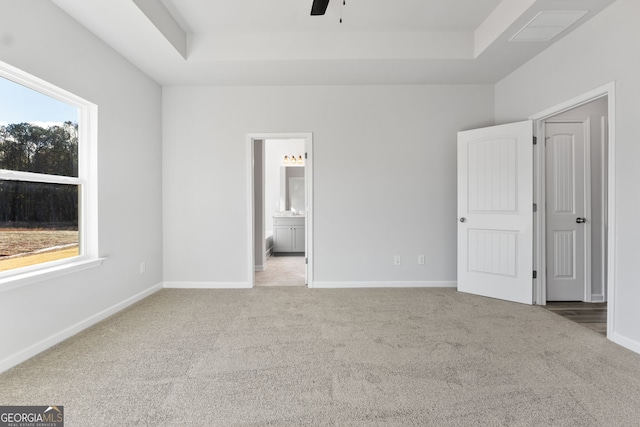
(247, 133, 313, 288)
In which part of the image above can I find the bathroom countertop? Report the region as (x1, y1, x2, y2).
(272, 211, 305, 218)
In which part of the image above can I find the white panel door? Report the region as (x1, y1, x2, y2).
(545, 122, 587, 301)
(457, 121, 533, 304)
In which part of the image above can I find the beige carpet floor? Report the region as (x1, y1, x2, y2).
(255, 254, 305, 287)
(1, 288, 640, 426)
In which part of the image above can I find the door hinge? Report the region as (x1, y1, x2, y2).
(305, 152, 308, 159)
(305, 257, 308, 264)
(533, 203, 537, 212)
(533, 270, 537, 279)
(533, 136, 537, 145)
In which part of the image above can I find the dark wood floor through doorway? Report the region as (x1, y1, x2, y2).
(545, 302, 607, 336)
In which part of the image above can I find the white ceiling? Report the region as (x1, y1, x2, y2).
(162, 0, 502, 33)
(50, 0, 617, 86)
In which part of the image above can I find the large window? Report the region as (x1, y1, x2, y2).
(0, 63, 97, 280)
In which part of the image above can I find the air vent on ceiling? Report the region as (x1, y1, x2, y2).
(510, 10, 588, 42)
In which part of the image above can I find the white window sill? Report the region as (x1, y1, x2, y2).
(0, 258, 105, 294)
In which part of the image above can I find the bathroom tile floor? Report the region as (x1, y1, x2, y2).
(255, 254, 306, 287)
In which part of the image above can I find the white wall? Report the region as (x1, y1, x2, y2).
(163, 85, 494, 287)
(495, 0, 640, 351)
(0, 1, 163, 371)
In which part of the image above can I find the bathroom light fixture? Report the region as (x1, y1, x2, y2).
(297, 155, 304, 164)
(283, 155, 290, 164)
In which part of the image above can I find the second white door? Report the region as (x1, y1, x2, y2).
(545, 121, 589, 301)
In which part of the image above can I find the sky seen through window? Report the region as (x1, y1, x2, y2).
(0, 77, 78, 126)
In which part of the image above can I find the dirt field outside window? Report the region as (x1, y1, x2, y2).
(0, 229, 79, 272)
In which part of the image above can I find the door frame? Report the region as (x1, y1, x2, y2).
(542, 118, 592, 302)
(529, 82, 615, 339)
(246, 132, 314, 288)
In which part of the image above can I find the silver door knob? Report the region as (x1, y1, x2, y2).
(576, 217, 586, 224)
(459, 217, 467, 223)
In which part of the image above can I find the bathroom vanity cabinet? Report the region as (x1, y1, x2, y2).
(273, 216, 305, 253)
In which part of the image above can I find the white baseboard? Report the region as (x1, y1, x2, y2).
(163, 281, 252, 289)
(591, 294, 606, 302)
(612, 332, 640, 355)
(312, 281, 457, 289)
(255, 265, 265, 272)
(0, 282, 162, 374)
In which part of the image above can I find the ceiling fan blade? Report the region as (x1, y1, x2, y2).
(311, 0, 330, 15)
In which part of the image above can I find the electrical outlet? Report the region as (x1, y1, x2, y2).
(418, 255, 425, 265)
(140, 262, 146, 274)
(394, 255, 401, 266)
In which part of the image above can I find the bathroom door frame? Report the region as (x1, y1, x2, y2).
(247, 132, 314, 288)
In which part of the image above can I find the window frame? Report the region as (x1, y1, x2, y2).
(0, 61, 101, 290)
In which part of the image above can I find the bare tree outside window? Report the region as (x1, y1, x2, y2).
(0, 77, 80, 272)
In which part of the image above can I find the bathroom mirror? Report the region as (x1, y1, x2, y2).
(289, 177, 304, 212)
(279, 166, 305, 212)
